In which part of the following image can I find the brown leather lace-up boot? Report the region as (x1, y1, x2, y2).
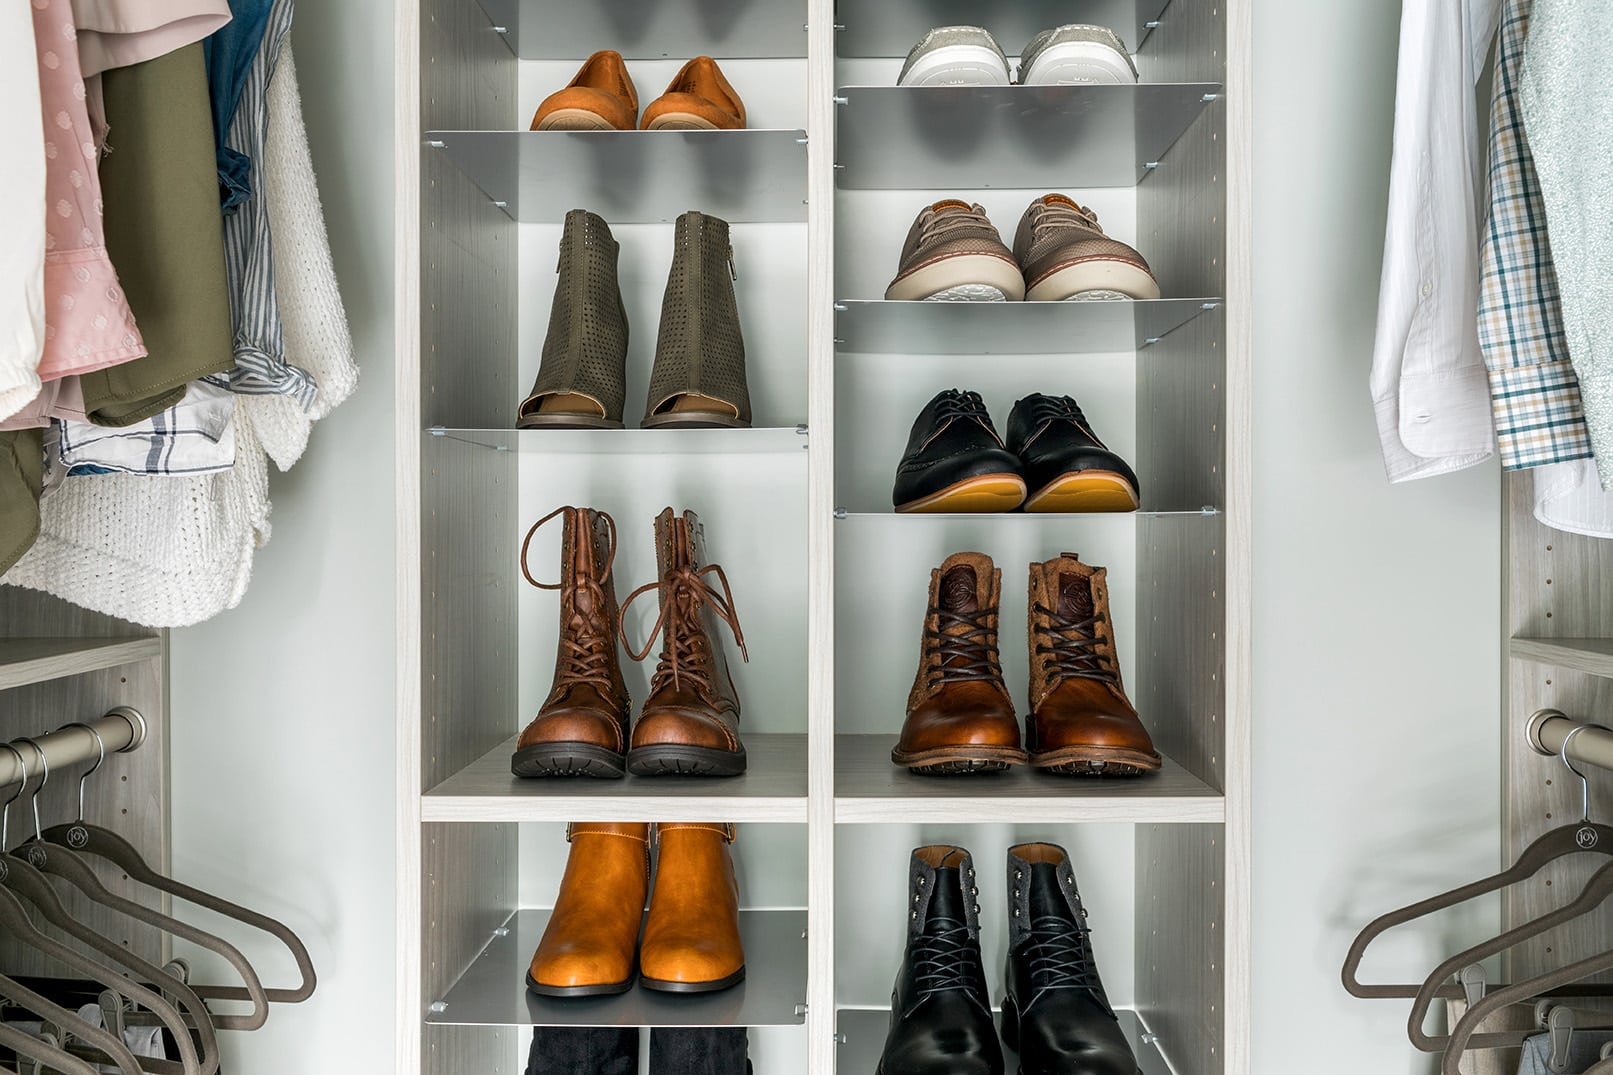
(619, 508, 749, 777)
(526, 823, 650, 997)
(512, 507, 631, 779)
(639, 823, 745, 993)
(893, 552, 1028, 774)
(1026, 554, 1161, 776)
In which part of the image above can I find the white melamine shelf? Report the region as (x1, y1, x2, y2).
(426, 130, 809, 224)
(428, 426, 808, 455)
(835, 298, 1223, 356)
(835, 84, 1220, 190)
(1511, 637, 1613, 679)
(472, 0, 808, 60)
(833, 735, 1224, 824)
(427, 909, 808, 1028)
(423, 734, 809, 823)
(835, 1008, 1175, 1075)
(0, 637, 162, 692)
(835, 0, 1173, 59)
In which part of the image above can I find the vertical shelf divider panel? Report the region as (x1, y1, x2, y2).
(401, 1, 519, 1073)
(805, 1, 838, 1072)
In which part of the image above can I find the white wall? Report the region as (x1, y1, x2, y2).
(1252, 2, 1504, 1073)
(167, 3, 396, 1072)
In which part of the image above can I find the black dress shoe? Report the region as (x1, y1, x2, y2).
(893, 390, 1026, 513)
(1005, 394, 1139, 513)
(1001, 843, 1142, 1075)
(878, 846, 1004, 1075)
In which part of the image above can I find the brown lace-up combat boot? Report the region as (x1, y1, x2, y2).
(1026, 554, 1161, 776)
(892, 551, 1027, 774)
(619, 508, 749, 777)
(511, 507, 631, 779)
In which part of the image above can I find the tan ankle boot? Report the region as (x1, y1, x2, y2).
(526, 823, 650, 996)
(640, 823, 745, 992)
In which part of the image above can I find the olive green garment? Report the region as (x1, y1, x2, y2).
(81, 42, 233, 427)
(0, 429, 44, 576)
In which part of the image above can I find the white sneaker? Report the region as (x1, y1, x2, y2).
(1017, 24, 1138, 85)
(898, 26, 1011, 87)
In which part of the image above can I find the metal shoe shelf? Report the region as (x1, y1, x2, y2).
(397, 0, 1249, 1071)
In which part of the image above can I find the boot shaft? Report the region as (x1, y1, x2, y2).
(1004, 842, 1112, 1012)
(545, 506, 628, 708)
(646, 507, 742, 711)
(908, 551, 1011, 710)
(528, 209, 629, 422)
(894, 845, 991, 1009)
(1026, 553, 1125, 710)
(647, 211, 751, 425)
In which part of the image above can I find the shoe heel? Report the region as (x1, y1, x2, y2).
(1000, 994, 1020, 1053)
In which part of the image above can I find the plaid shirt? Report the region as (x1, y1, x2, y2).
(1478, 0, 1594, 469)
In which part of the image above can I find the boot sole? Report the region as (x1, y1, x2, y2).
(639, 965, 746, 993)
(896, 473, 1028, 513)
(1032, 744, 1163, 776)
(516, 413, 624, 430)
(511, 742, 626, 779)
(1023, 471, 1139, 513)
(891, 744, 1029, 774)
(644, 114, 724, 130)
(639, 410, 751, 430)
(525, 970, 635, 998)
(626, 743, 747, 778)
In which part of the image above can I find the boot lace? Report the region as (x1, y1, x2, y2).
(619, 563, 749, 695)
(521, 507, 619, 693)
(1023, 915, 1101, 994)
(1032, 605, 1119, 688)
(1030, 201, 1104, 242)
(926, 606, 1002, 690)
(911, 920, 987, 998)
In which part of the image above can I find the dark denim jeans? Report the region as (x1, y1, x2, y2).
(527, 1028, 751, 1075)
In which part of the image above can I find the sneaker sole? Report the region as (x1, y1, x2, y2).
(887, 253, 1026, 302)
(1026, 259, 1160, 302)
(1023, 471, 1139, 513)
(896, 473, 1028, 513)
(899, 44, 1012, 87)
(1032, 744, 1163, 776)
(1019, 41, 1139, 85)
(891, 744, 1030, 774)
(535, 108, 619, 131)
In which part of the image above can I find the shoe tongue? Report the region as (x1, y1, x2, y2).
(1058, 570, 1093, 621)
(927, 865, 968, 926)
(930, 198, 973, 213)
(1028, 862, 1079, 924)
(940, 566, 979, 615)
(1040, 193, 1082, 211)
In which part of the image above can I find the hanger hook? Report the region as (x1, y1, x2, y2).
(0, 743, 29, 851)
(17, 738, 47, 842)
(59, 722, 106, 823)
(1559, 723, 1608, 826)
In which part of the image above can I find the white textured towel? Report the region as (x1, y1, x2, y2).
(1519, 0, 1613, 489)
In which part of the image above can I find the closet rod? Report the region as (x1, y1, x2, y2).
(0, 707, 146, 790)
(1528, 708, 1613, 775)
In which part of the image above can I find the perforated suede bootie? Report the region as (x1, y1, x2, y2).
(518, 210, 629, 429)
(642, 212, 752, 429)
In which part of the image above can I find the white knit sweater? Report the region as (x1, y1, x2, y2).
(2, 44, 355, 626)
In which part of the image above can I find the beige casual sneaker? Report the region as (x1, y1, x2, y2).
(1013, 195, 1161, 302)
(885, 200, 1026, 302)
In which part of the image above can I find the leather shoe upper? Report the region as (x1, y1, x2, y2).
(1005, 394, 1139, 500)
(893, 389, 1024, 511)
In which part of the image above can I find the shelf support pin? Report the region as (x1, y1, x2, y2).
(796, 136, 810, 145)
(428, 1001, 447, 1014)
(1144, 161, 1160, 170)
(428, 427, 446, 437)
(1143, 337, 1162, 347)
(426, 140, 446, 149)
(1201, 301, 1222, 311)
(1145, 20, 1163, 29)
(1141, 1032, 1160, 1046)
(833, 507, 847, 520)
(834, 1034, 848, 1045)
(833, 303, 848, 312)
(493, 926, 510, 938)
(490, 25, 508, 35)
(794, 1004, 809, 1017)
(832, 96, 848, 106)
(796, 424, 809, 437)
(1202, 93, 1221, 102)
(492, 200, 509, 210)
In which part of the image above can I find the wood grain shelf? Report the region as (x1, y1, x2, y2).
(1511, 637, 1613, 679)
(423, 733, 809, 823)
(427, 909, 808, 1028)
(834, 735, 1224, 824)
(0, 637, 162, 692)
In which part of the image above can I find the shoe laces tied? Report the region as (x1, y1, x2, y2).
(1032, 605, 1119, 688)
(1031, 200, 1104, 242)
(921, 204, 997, 243)
(521, 507, 620, 693)
(1023, 914, 1101, 994)
(619, 563, 749, 694)
(925, 606, 1003, 690)
(911, 919, 987, 998)
(933, 389, 994, 428)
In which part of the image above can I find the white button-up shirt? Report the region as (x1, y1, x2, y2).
(1370, 0, 1501, 481)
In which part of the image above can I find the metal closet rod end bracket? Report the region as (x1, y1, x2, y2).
(1527, 708, 1570, 756)
(106, 706, 147, 753)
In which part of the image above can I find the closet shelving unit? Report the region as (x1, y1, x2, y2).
(396, 0, 1249, 1072)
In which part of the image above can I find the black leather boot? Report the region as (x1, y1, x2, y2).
(1001, 843, 1141, 1075)
(878, 846, 1004, 1075)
